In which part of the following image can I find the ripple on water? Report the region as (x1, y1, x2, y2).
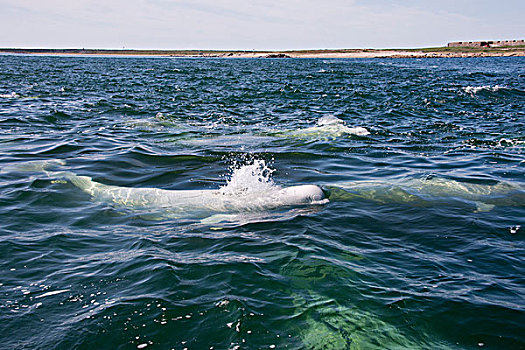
(0, 56, 523, 349)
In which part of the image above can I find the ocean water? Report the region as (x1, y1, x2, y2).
(0, 55, 524, 349)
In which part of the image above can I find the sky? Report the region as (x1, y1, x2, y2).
(0, 0, 524, 50)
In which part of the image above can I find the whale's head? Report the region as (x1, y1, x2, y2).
(279, 185, 329, 205)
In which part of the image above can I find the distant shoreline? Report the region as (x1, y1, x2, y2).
(1, 47, 524, 58)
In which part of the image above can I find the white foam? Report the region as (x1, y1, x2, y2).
(463, 85, 506, 95)
(499, 138, 525, 146)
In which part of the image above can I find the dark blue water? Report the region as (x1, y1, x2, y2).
(1, 56, 524, 349)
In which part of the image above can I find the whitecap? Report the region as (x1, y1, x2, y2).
(463, 85, 506, 95)
(0, 92, 19, 98)
(35, 289, 70, 299)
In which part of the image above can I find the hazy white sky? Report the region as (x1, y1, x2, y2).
(0, 0, 523, 50)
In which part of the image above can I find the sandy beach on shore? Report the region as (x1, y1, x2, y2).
(231, 50, 525, 58)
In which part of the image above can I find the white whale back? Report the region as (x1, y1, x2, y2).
(282, 115, 370, 138)
(330, 176, 524, 211)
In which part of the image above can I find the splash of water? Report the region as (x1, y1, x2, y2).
(219, 160, 279, 197)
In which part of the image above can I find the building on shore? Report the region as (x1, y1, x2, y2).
(448, 40, 524, 48)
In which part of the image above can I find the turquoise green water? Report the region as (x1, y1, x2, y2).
(0, 56, 524, 349)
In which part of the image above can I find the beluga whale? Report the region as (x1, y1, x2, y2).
(325, 176, 525, 212)
(3, 159, 328, 225)
(153, 115, 370, 149)
(274, 115, 370, 139)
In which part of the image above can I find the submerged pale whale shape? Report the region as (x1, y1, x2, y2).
(159, 115, 369, 148)
(327, 177, 525, 211)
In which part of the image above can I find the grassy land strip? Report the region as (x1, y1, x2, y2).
(0, 46, 524, 57)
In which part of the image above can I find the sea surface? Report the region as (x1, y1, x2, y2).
(0, 55, 524, 349)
